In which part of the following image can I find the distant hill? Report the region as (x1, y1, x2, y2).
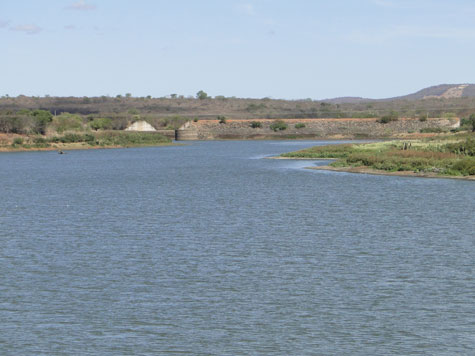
(326, 84, 475, 103)
(2, 83, 475, 127)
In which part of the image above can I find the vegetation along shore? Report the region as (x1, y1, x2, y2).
(280, 128, 475, 180)
(0, 130, 172, 152)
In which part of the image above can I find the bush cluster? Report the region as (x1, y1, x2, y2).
(282, 144, 355, 158)
(377, 112, 399, 124)
(270, 120, 288, 131)
(340, 149, 475, 176)
(0, 109, 53, 134)
(444, 139, 475, 156)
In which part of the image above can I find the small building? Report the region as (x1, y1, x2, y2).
(125, 120, 156, 132)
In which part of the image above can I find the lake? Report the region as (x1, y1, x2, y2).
(1, 140, 474, 355)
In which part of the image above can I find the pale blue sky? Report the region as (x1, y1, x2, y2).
(2, 0, 475, 99)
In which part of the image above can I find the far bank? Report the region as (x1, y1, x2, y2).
(175, 117, 459, 140)
(0, 131, 174, 153)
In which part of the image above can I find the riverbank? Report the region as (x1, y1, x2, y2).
(280, 132, 475, 180)
(176, 117, 459, 140)
(0, 131, 174, 152)
(308, 165, 475, 180)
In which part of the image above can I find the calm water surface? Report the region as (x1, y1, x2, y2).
(1, 141, 474, 355)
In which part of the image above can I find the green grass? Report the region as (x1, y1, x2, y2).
(281, 133, 475, 176)
(94, 131, 171, 146)
(7, 131, 172, 150)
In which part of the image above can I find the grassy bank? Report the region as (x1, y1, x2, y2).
(1, 131, 173, 152)
(281, 133, 475, 178)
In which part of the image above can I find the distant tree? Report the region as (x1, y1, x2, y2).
(218, 116, 226, 124)
(170, 94, 177, 99)
(146, 95, 152, 99)
(469, 114, 475, 132)
(377, 111, 399, 124)
(196, 90, 208, 100)
(90, 117, 112, 131)
(52, 113, 83, 133)
(32, 109, 53, 134)
(125, 93, 132, 98)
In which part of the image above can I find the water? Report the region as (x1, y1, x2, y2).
(1, 141, 474, 355)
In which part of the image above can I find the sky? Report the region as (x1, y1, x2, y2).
(2, 0, 475, 99)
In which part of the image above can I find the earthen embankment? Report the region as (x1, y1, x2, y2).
(175, 117, 459, 140)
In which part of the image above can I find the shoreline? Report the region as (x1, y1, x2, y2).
(265, 156, 335, 160)
(0, 142, 177, 153)
(306, 164, 475, 180)
(269, 155, 475, 180)
(274, 134, 475, 181)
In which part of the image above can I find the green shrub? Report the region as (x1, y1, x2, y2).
(467, 114, 475, 132)
(270, 120, 288, 131)
(12, 137, 23, 146)
(295, 123, 306, 129)
(218, 116, 227, 124)
(282, 143, 355, 158)
(32, 110, 53, 134)
(52, 113, 84, 133)
(60, 133, 84, 143)
(451, 158, 475, 175)
(94, 131, 170, 146)
(377, 111, 399, 124)
(89, 117, 112, 131)
(193, 118, 199, 122)
(250, 121, 262, 128)
(83, 134, 96, 143)
(196, 90, 208, 100)
(444, 139, 475, 156)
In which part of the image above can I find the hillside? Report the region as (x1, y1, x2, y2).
(1, 84, 475, 135)
(328, 84, 475, 103)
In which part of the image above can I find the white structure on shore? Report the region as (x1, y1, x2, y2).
(125, 120, 156, 132)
